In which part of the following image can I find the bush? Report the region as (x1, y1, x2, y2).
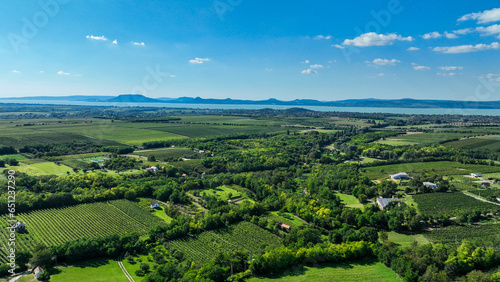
(135, 269, 144, 276)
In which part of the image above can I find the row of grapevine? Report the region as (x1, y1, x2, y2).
(425, 224, 500, 245)
(165, 221, 282, 263)
(412, 192, 500, 217)
(0, 201, 159, 263)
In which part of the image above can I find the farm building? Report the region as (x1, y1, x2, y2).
(279, 223, 291, 232)
(146, 166, 158, 172)
(14, 221, 25, 232)
(390, 172, 410, 180)
(150, 201, 160, 209)
(470, 173, 483, 178)
(423, 182, 437, 189)
(376, 197, 393, 210)
(34, 267, 43, 280)
(481, 182, 491, 188)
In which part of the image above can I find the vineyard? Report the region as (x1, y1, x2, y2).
(411, 192, 500, 217)
(165, 221, 282, 263)
(0, 200, 162, 263)
(425, 224, 500, 246)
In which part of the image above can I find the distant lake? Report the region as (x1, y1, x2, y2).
(2, 99, 500, 116)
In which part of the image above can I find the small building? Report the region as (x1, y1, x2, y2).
(34, 266, 43, 280)
(279, 223, 291, 232)
(198, 150, 205, 153)
(150, 201, 159, 209)
(14, 221, 25, 232)
(146, 166, 158, 172)
(470, 173, 483, 178)
(423, 182, 438, 189)
(390, 172, 410, 181)
(481, 182, 491, 188)
(228, 199, 234, 205)
(376, 197, 393, 210)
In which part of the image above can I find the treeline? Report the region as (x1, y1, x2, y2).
(19, 141, 134, 157)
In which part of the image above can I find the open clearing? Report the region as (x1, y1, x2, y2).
(336, 193, 364, 209)
(247, 259, 401, 281)
(7, 162, 73, 176)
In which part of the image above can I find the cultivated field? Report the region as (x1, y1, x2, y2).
(411, 192, 500, 217)
(165, 221, 281, 263)
(425, 224, 500, 246)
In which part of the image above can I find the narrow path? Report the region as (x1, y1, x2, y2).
(118, 257, 135, 282)
(8, 271, 32, 282)
(462, 192, 500, 206)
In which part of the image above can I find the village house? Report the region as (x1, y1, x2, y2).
(279, 223, 291, 232)
(14, 221, 25, 232)
(150, 201, 160, 209)
(146, 166, 158, 172)
(470, 173, 483, 178)
(376, 197, 393, 210)
(481, 182, 491, 188)
(423, 182, 438, 189)
(390, 172, 410, 181)
(34, 266, 43, 280)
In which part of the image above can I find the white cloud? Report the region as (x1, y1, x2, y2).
(343, 32, 413, 47)
(302, 60, 310, 64)
(422, 31, 442, 39)
(413, 65, 430, 71)
(331, 44, 345, 49)
(444, 32, 458, 39)
(112, 39, 118, 44)
(132, 42, 145, 46)
(86, 35, 107, 41)
(189, 57, 211, 64)
(433, 42, 500, 53)
(437, 72, 458, 76)
(458, 8, 500, 24)
(439, 66, 463, 71)
(407, 47, 420, 51)
(12, 70, 21, 73)
(486, 73, 500, 82)
(476, 24, 500, 39)
(314, 35, 332, 40)
(453, 28, 474, 35)
(301, 69, 317, 75)
(369, 58, 400, 66)
(57, 70, 70, 75)
(310, 64, 324, 69)
(169, 74, 176, 78)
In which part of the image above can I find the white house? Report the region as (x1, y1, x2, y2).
(150, 201, 160, 209)
(390, 172, 410, 180)
(470, 173, 482, 178)
(376, 197, 393, 210)
(14, 221, 25, 232)
(423, 182, 437, 189)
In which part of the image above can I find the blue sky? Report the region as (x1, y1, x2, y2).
(1, 0, 500, 101)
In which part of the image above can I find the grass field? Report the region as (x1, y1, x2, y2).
(0, 154, 27, 161)
(149, 124, 291, 138)
(165, 221, 281, 263)
(362, 161, 500, 180)
(375, 132, 475, 146)
(383, 231, 429, 247)
(336, 193, 364, 209)
(247, 259, 401, 281)
(411, 192, 500, 217)
(49, 259, 126, 282)
(7, 162, 73, 176)
(0, 200, 165, 264)
(265, 212, 307, 228)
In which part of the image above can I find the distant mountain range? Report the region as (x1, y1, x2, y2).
(3, 94, 500, 109)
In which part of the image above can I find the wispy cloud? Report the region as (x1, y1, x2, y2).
(422, 31, 442, 39)
(57, 70, 70, 75)
(313, 35, 332, 40)
(476, 24, 500, 39)
(439, 66, 463, 71)
(437, 72, 458, 76)
(367, 58, 400, 66)
(407, 47, 420, 51)
(12, 70, 21, 73)
(301, 59, 310, 64)
(413, 65, 430, 71)
(310, 64, 324, 69)
(132, 42, 145, 46)
(86, 35, 108, 41)
(112, 39, 118, 44)
(189, 58, 211, 64)
(458, 8, 500, 24)
(433, 42, 500, 53)
(301, 69, 317, 75)
(342, 32, 413, 47)
(486, 73, 500, 82)
(444, 32, 458, 39)
(169, 74, 176, 78)
(331, 44, 345, 49)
